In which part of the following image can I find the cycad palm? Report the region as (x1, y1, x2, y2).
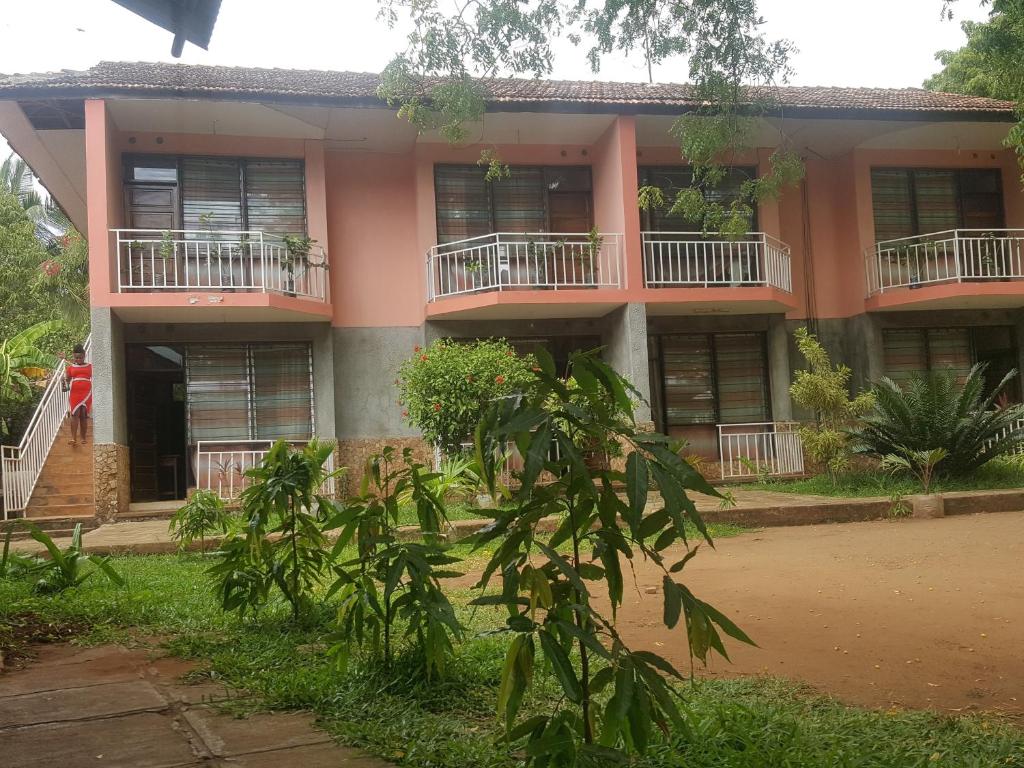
(853, 364, 1024, 474)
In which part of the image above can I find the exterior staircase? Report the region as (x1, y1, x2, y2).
(24, 421, 95, 520)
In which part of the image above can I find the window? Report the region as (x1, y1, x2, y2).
(882, 326, 1020, 401)
(870, 168, 1004, 242)
(434, 164, 593, 243)
(638, 166, 758, 232)
(648, 332, 770, 456)
(123, 155, 307, 236)
(185, 343, 313, 443)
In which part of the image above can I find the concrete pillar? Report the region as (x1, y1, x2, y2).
(602, 303, 652, 424)
(311, 323, 336, 440)
(850, 313, 885, 390)
(1014, 310, 1024, 386)
(90, 307, 129, 521)
(767, 315, 793, 421)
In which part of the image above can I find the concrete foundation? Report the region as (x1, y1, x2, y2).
(93, 442, 129, 521)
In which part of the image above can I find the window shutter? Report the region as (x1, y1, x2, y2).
(640, 166, 757, 231)
(871, 169, 915, 242)
(434, 165, 492, 243)
(883, 329, 928, 384)
(660, 334, 716, 426)
(913, 170, 959, 234)
(926, 328, 972, 382)
(492, 166, 546, 232)
(959, 169, 1004, 230)
(715, 333, 769, 423)
(244, 159, 307, 237)
(252, 344, 313, 440)
(705, 167, 758, 230)
(186, 345, 252, 442)
(180, 158, 243, 233)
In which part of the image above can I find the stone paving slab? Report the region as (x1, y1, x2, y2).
(0, 643, 392, 768)
(0, 678, 167, 727)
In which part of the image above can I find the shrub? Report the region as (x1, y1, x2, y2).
(472, 349, 751, 765)
(398, 338, 535, 454)
(209, 439, 340, 621)
(326, 447, 462, 677)
(10, 522, 124, 594)
(789, 327, 874, 478)
(853, 364, 1024, 475)
(169, 489, 232, 553)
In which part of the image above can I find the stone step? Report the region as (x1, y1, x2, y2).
(24, 502, 96, 519)
(33, 481, 95, 496)
(1, 515, 98, 541)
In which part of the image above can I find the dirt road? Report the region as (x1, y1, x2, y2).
(611, 512, 1024, 716)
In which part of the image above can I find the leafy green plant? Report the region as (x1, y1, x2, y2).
(397, 338, 535, 454)
(472, 349, 753, 765)
(169, 489, 233, 553)
(880, 448, 948, 496)
(854, 364, 1024, 475)
(159, 229, 175, 260)
(790, 327, 875, 479)
(0, 320, 59, 436)
(15, 522, 124, 594)
(327, 447, 463, 677)
(209, 439, 340, 621)
(400, 454, 476, 505)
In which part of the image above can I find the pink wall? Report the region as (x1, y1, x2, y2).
(84, 99, 122, 307)
(592, 117, 643, 289)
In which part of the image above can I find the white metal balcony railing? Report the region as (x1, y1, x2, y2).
(866, 229, 1024, 296)
(718, 422, 805, 480)
(195, 440, 337, 500)
(113, 229, 329, 301)
(426, 232, 623, 301)
(642, 232, 793, 292)
(2, 336, 92, 517)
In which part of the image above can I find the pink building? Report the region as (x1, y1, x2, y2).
(0, 62, 1021, 518)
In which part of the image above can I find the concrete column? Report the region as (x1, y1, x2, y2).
(602, 303, 652, 424)
(89, 307, 129, 520)
(767, 315, 793, 421)
(849, 313, 885, 390)
(1013, 310, 1024, 384)
(311, 323, 336, 440)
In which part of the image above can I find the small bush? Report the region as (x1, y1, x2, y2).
(398, 338, 535, 454)
(854, 363, 1024, 475)
(169, 489, 232, 552)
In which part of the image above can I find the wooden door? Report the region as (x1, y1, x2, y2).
(128, 376, 160, 502)
(123, 184, 178, 288)
(548, 192, 595, 285)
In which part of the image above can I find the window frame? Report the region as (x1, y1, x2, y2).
(869, 166, 1005, 242)
(123, 153, 308, 236)
(637, 165, 759, 232)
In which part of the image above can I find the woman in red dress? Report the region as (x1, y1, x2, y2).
(65, 343, 92, 446)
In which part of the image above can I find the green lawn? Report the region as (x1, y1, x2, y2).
(738, 459, 1024, 499)
(2, 549, 1022, 768)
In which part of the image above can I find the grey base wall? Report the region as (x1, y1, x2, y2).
(91, 307, 127, 445)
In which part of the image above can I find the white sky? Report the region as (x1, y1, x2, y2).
(0, 0, 992, 162)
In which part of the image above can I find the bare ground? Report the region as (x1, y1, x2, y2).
(609, 512, 1024, 718)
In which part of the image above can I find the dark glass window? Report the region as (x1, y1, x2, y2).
(434, 164, 593, 243)
(870, 168, 1004, 242)
(638, 166, 758, 232)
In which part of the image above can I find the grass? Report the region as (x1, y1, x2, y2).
(738, 458, 1024, 499)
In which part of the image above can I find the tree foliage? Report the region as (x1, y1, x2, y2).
(376, 1, 803, 236)
(789, 327, 874, 478)
(926, 1, 1024, 174)
(398, 338, 535, 454)
(0, 320, 61, 437)
(472, 349, 753, 764)
(853, 364, 1024, 475)
(169, 489, 233, 553)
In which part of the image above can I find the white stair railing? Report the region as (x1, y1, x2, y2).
(2, 335, 91, 518)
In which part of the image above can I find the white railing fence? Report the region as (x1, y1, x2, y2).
(427, 232, 623, 300)
(195, 439, 337, 501)
(866, 229, 1024, 296)
(113, 229, 329, 301)
(642, 232, 793, 292)
(718, 422, 805, 480)
(2, 336, 92, 517)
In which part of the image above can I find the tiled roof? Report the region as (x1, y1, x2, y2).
(0, 61, 1015, 116)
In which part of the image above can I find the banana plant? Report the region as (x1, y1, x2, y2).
(16, 522, 124, 594)
(0, 320, 60, 436)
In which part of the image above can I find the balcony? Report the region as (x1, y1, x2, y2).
(641, 232, 796, 315)
(865, 229, 1024, 311)
(109, 229, 332, 322)
(425, 232, 625, 319)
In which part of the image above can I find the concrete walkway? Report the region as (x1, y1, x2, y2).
(14, 486, 1024, 557)
(0, 643, 388, 768)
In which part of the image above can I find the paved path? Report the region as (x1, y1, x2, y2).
(11, 489, 862, 556)
(0, 643, 389, 768)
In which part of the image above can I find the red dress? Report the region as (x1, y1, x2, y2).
(66, 362, 93, 416)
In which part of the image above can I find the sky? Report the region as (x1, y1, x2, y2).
(0, 0, 992, 160)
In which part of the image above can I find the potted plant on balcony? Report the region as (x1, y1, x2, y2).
(282, 234, 316, 296)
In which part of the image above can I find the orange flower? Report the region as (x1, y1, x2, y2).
(466, 374, 474, 382)
(495, 374, 506, 384)
(402, 410, 409, 418)
(414, 345, 421, 353)
(531, 367, 541, 372)
(433, 402, 442, 411)
(420, 355, 429, 362)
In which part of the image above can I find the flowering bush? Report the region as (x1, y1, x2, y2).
(397, 338, 534, 453)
